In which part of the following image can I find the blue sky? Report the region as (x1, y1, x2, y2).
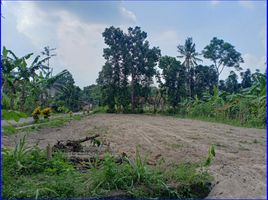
(2, 0, 266, 87)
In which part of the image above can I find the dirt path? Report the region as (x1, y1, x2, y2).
(2, 114, 266, 199)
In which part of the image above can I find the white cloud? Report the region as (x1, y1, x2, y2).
(7, 1, 109, 87)
(6, 1, 139, 86)
(13, 2, 56, 47)
(56, 11, 106, 87)
(120, 7, 137, 23)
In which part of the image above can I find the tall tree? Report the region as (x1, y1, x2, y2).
(225, 71, 239, 93)
(202, 37, 244, 85)
(240, 68, 252, 89)
(101, 26, 126, 112)
(194, 65, 218, 97)
(126, 27, 161, 111)
(99, 26, 160, 112)
(177, 37, 202, 98)
(158, 56, 186, 110)
(41, 46, 57, 75)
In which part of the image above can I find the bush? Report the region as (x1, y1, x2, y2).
(2, 110, 28, 122)
(57, 106, 70, 114)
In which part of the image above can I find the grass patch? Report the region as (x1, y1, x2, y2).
(187, 115, 266, 129)
(2, 125, 18, 134)
(2, 114, 86, 135)
(2, 138, 215, 198)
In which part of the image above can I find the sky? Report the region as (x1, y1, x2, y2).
(1, 0, 266, 88)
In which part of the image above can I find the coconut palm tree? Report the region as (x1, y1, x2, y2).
(177, 37, 202, 98)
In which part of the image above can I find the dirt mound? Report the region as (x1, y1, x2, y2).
(2, 114, 266, 198)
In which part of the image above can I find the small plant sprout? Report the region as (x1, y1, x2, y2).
(204, 145, 216, 167)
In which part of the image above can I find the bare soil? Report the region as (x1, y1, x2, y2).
(2, 114, 266, 199)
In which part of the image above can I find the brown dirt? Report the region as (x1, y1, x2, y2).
(2, 114, 266, 199)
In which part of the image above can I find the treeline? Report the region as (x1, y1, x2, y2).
(2, 26, 266, 127)
(94, 28, 265, 117)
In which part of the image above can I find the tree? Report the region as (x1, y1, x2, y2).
(53, 70, 82, 111)
(225, 71, 239, 93)
(99, 26, 160, 112)
(194, 65, 218, 97)
(202, 37, 244, 84)
(177, 37, 202, 98)
(240, 68, 252, 89)
(97, 63, 117, 112)
(218, 80, 226, 92)
(126, 27, 161, 111)
(158, 56, 186, 110)
(1, 47, 49, 110)
(81, 84, 102, 106)
(41, 46, 57, 75)
(101, 27, 126, 112)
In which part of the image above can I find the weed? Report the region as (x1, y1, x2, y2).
(2, 125, 17, 134)
(253, 139, 259, 144)
(2, 141, 215, 198)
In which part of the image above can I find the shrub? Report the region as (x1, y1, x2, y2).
(57, 106, 70, 114)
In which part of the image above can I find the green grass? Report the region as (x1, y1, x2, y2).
(2, 140, 214, 198)
(2, 125, 18, 134)
(159, 113, 266, 129)
(2, 114, 85, 135)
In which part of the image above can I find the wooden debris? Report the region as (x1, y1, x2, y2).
(53, 134, 100, 152)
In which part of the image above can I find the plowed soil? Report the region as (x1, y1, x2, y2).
(2, 114, 266, 198)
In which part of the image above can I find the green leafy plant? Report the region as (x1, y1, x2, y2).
(2, 110, 28, 122)
(204, 145, 216, 167)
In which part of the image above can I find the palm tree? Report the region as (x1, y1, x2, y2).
(177, 37, 202, 98)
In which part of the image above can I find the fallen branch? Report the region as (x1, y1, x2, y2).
(53, 134, 100, 152)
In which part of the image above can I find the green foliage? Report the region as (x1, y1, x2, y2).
(202, 37, 244, 80)
(2, 109, 28, 122)
(98, 26, 161, 113)
(2, 143, 215, 198)
(2, 125, 17, 134)
(158, 56, 186, 109)
(57, 106, 70, 113)
(2, 46, 82, 114)
(204, 145, 216, 167)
